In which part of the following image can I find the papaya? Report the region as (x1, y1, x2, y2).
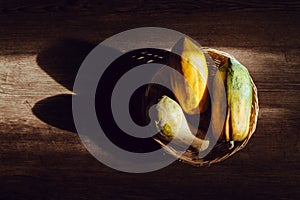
(170, 37, 208, 114)
(226, 59, 252, 141)
(155, 96, 209, 152)
(212, 57, 252, 142)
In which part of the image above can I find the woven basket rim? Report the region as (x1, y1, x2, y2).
(153, 47, 259, 166)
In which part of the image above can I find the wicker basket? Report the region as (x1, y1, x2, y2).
(153, 48, 259, 166)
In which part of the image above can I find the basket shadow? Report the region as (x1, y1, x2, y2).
(36, 38, 97, 91)
(33, 43, 172, 152)
(32, 94, 76, 132)
(33, 39, 97, 133)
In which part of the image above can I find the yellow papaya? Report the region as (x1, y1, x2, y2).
(211, 58, 229, 140)
(170, 37, 208, 114)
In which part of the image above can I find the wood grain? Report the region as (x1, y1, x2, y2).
(0, 1, 300, 199)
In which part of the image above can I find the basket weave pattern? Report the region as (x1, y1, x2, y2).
(154, 48, 259, 166)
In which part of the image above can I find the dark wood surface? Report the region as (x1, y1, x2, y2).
(1, 1, 300, 199)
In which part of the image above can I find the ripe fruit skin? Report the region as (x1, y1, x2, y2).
(171, 37, 208, 114)
(155, 96, 209, 152)
(211, 59, 228, 140)
(226, 59, 252, 141)
(212, 58, 252, 142)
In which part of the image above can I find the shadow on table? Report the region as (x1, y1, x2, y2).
(32, 39, 170, 152)
(33, 39, 97, 132)
(32, 94, 76, 132)
(36, 38, 97, 91)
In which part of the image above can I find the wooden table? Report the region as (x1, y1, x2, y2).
(1, 1, 299, 199)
